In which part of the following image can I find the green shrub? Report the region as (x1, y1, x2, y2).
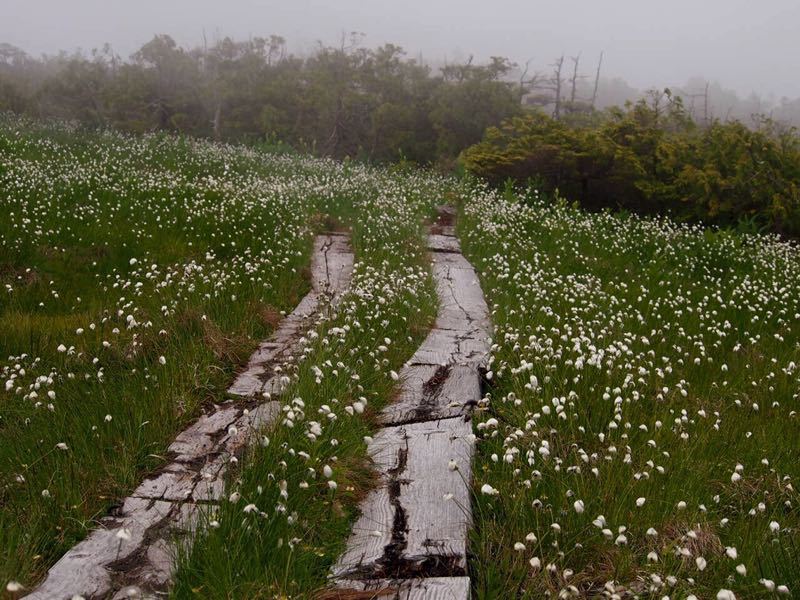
(464, 95, 800, 236)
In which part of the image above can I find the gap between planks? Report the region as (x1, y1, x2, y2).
(24, 234, 354, 600)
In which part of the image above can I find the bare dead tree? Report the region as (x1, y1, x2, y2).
(519, 58, 532, 97)
(338, 31, 364, 54)
(724, 106, 733, 122)
(551, 55, 564, 120)
(461, 54, 474, 82)
(518, 58, 546, 103)
(569, 52, 581, 104)
(591, 51, 603, 109)
(441, 55, 474, 83)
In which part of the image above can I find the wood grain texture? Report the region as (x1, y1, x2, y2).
(332, 577, 470, 600)
(428, 234, 461, 253)
(331, 218, 488, 591)
(433, 264, 490, 332)
(168, 406, 240, 462)
(24, 498, 175, 600)
(223, 401, 281, 454)
(380, 365, 480, 426)
(228, 234, 354, 398)
(131, 463, 198, 502)
(324, 235, 355, 299)
(409, 328, 490, 367)
(332, 419, 474, 579)
(431, 252, 473, 270)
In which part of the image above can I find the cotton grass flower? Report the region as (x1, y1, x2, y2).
(480, 483, 499, 496)
(6, 581, 24, 593)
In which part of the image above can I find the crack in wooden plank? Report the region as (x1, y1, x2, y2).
(331, 209, 487, 598)
(327, 577, 472, 600)
(379, 365, 480, 427)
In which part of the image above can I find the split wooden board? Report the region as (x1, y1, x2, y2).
(379, 365, 480, 426)
(331, 216, 490, 599)
(331, 418, 474, 580)
(332, 576, 471, 599)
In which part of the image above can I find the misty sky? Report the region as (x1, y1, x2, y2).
(4, 0, 799, 99)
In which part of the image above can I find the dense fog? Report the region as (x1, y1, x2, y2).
(4, 0, 799, 98)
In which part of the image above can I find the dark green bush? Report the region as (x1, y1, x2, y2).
(464, 94, 800, 236)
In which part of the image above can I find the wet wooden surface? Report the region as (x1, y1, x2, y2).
(331, 213, 489, 596)
(332, 576, 470, 599)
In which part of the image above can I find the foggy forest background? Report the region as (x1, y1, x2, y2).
(1, 33, 799, 236)
(2, 34, 799, 159)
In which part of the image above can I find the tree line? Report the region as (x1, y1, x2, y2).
(3, 34, 799, 235)
(0, 35, 522, 164)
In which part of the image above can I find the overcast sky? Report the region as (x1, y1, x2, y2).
(3, 0, 799, 99)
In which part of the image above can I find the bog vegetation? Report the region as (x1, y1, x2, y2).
(3, 36, 800, 236)
(1, 110, 798, 599)
(0, 114, 446, 593)
(461, 185, 800, 597)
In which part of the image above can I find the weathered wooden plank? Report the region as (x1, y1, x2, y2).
(24, 498, 175, 600)
(228, 234, 353, 399)
(388, 419, 473, 567)
(110, 539, 173, 598)
(327, 211, 484, 594)
(190, 456, 228, 502)
(227, 325, 300, 398)
(409, 329, 490, 367)
(432, 252, 473, 270)
(109, 504, 215, 600)
(380, 365, 480, 425)
(267, 319, 302, 346)
(223, 401, 281, 453)
(312, 236, 334, 289)
(29, 400, 277, 596)
(332, 577, 471, 600)
(322, 235, 355, 300)
(28, 235, 354, 598)
(131, 463, 198, 502)
(168, 406, 240, 462)
(431, 264, 491, 346)
(332, 419, 474, 579)
(315, 235, 353, 293)
(428, 234, 461, 253)
(327, 253, 355, 299)
(249, 341, 282, 363)
(140, 402, 280, 503)
(434, 265, 490, 324)
(435, 310, 490, 335)
(226, 367, 266, 397)
(292, 292, 320, 319)
(435, 204, 457, 218)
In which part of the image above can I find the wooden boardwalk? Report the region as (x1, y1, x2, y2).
(330, 208, 491, 599)
(25, 234, 354, 600)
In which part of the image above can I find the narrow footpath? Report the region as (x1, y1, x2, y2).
(329, 207, 491, 600)
(26, 234, 354, 600)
